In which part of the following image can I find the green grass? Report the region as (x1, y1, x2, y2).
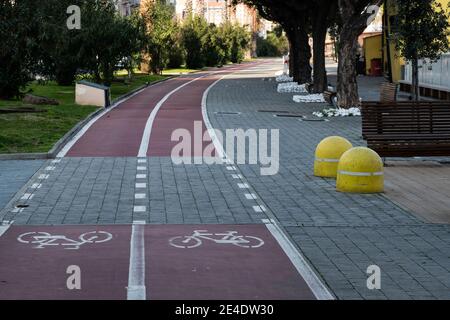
(162, 68, 200, 76)
(0, 74, 167, 154)
(110, 74, 167, 100)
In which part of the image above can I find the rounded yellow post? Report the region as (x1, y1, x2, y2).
(336, 147, 384, 193)
(314, 136, 353, 178)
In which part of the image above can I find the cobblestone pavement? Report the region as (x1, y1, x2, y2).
(0, 160, 44, 211)
(206, 59, 450, 300)
(0, 157, 268, 225)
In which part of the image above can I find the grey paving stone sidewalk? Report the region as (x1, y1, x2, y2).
(0, 160, 44, 211)
(0, 157, 268, 225)
(206, 59, 450, 299)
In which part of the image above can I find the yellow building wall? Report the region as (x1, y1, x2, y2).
(386, 0, 450, 83)
(364, 35, 383, 74)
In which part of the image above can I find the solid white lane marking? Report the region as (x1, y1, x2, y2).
(252, 205, 266, 213)
(136, 174, 147, 179)
(133, 206, 146, 213)
(245, 193, 257, 200)
(135, 183, 147, 189)
(57, 79, 174, 158)
(264, 220, 335, 300)
(237, 183, 249, 189)
(137, 166, 147, 171)
(138, 74, 210, 158)
(127, 221, 146, 300)
(0, 222, 12, 237)
(135, 194, 146, 200)
(38, 174, 49, 180)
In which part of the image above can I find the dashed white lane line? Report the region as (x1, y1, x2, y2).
(138, 159, 147, 164)
(30, 183, 42, 189)
(135, 183, 147, 189)
(127, 220, 146, 300)
(231, 174, 243, 179)
(135, 194, 146, 200)
(136, 174, 147, 179)
(51, 159, 61, 164)
(45, 166, 55, 171)
(237, 183, 249, 189)
(137, 166, 147, 171)
(226, 166, 237, 171)
(245, 193, 257, 200)
(38, 174, 49, 180)
(133, 206, 146, 213)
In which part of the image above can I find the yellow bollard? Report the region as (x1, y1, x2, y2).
(314, 136, 353, 178)
(336, 147, 384, 193)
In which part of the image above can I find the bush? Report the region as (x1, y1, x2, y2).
(181, 16, 209, 69)
(141, 0, 179, 74)
(221, 22, 251, 63)
(256, 32, 289, 57)
(0, 0, 40, 98)
(167, 40, 185, 68)
(202, 25, 227, 67)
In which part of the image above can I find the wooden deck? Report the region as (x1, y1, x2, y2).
(384, 160, 450, 224)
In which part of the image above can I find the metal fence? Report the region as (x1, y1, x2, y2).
(403, 53, 450, 91)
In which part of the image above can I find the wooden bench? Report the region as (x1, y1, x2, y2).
(361, 101, 450, 157)
(324, 82, 399, 107)
(379, 82, 398, 102)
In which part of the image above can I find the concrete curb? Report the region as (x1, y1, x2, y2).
(0, 76, 175, 161)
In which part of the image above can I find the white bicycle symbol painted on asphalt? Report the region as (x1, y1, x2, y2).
(169, 230, 265, 249)
(17, 231, 113, 250)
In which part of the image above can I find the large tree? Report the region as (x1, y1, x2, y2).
(0, 0, 40, 98)
(141, 0, 179, 74)
(237, 0, 312, 84)
(393, 0, 449, 101)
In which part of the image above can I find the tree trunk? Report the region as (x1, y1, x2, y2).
(292, 25, 312, 84)
(285, 29, 295, 77)
(337, 0, 381, 108)
(411, 57, 420, 101)
(312, 22, 328, 93)
(337, 32, 360, 108)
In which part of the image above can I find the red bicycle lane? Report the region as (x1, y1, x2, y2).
(147, 62, 264, 157)
(64, 63, 256, 158)
(0, 225, 130, 300)
(0, 223, 322, 300)
(144, 224, 317, 300)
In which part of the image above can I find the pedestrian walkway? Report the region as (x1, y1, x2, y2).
(0, 160, 44, 210)
(206, 59, 450, 299)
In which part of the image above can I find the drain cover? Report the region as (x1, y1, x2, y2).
(215, 112, 241, 115)
(275, 114, 305, 118)
(258, 110, 290, 113)
(300, 117, 330, 122)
